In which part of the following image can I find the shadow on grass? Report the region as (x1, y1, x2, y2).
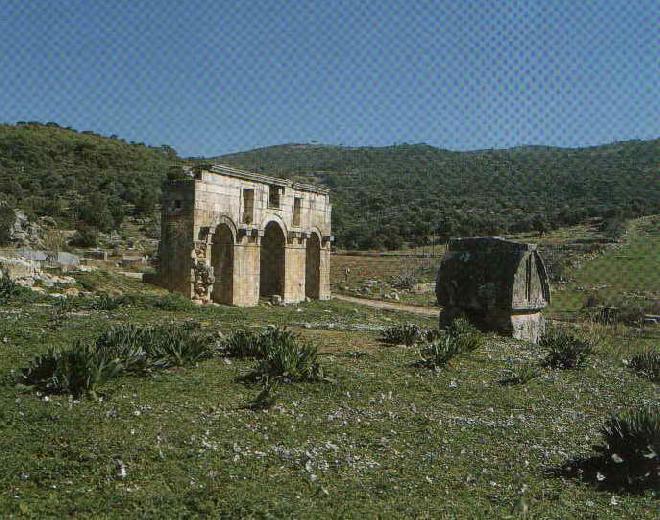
(548, 454, 659, 495)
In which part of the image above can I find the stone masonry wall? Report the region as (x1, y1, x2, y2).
(156, 166, 332, 306)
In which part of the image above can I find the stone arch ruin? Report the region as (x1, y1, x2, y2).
(155, 164, 332, 306)
(260, 220, 286, 299)
(305, 231, 321, 300)
(211, 223, 234, 304)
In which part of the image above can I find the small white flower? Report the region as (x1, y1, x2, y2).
(596, 472, 606, 481)
(610, 496, 619, 506)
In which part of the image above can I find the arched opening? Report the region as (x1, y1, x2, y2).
(260, 221, 285, 299)
(305, 233, 321, 299)
(211, 224, 234, 304)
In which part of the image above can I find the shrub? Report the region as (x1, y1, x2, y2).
(224, 329, 264, 358)
(419, 318, 484, 370)
(390, 267, 423, 290)
(445, 317, 484, 352)
(19, 322, 216, 397)
(148, 292, 194, 311)
(0, 205, 15, 245)
(629, 350, 660, 383)
(69, 225, 98, 248)
(499, 364, 540, 386)
(95, 322, 216, 370)
(380, 323, 432, 346)
(594, 406, 659, 489)
(239, 327, 323, 383)
(20, 341, 123, 398)
(0, 275, 34, 304)
(147, 323, 216, 368)
(90, 293, 132, 311)
(253, 336, 323, 383)
(419, 335, 463, 369)
(48, 297, 76, 328)
(583, 293, 659, 326)
(541, 328, 593, 369)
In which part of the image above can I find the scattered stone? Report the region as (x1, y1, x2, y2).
(84, 249, 109, 261)
(0, 256, 40, 282)
(120, 255, 147, 268)
(412, 282, 435, 294)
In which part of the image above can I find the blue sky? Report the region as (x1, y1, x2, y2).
(0, 0, 658, 157)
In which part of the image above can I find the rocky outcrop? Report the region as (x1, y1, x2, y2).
(1, 207, 46, 248)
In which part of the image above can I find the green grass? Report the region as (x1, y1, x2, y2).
(0, 218, 658, 517)
(0, 291, 657, 517)
(549, 216, 660, 318)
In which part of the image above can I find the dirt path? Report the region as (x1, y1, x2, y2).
(334, 294, 439, 317)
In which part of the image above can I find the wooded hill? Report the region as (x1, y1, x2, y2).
(0, 122, 180, 235)
(218, 140, 659, 249)
(0, 122, 658, 249)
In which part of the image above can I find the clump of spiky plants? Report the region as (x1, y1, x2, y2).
(245, 378, 279, 410)
(90, 293, 132, 311)
(541, 327, 593, 369)
(380, 323, 428, 347)
(418, 318, 484, 370)
(499, 364, 541, 386)
(234, 327, 325, 409)
(628, 350, 660, 383)
(90, 322, 215, 371)
(19, 322, 216, 398)
(20, 341, 123, 398)
(249, 328, 323, 383)
(444, 317, 484, 352)
(593, 406, 659, 490)
(223, 329, 265, 358)
(419, 335, 463, 369)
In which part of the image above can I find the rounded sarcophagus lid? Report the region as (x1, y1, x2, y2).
(436, 237, 550, 313)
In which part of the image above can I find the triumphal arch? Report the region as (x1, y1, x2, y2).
(155, 164, 332, 306)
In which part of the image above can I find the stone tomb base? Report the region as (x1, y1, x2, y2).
(440, 307, 546, 343)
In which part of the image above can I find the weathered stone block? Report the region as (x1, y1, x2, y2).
(436, 237, 550, 343)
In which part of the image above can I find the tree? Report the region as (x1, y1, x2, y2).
(69, 225, 98, 247)
(0, 206, 15, 245)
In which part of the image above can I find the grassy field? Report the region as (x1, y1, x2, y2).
(548, 216, 659, 319)
(0, 220, 658, 518)
(331, 254, 439, 306)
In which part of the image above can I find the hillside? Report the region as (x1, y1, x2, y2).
(217, 140, 660, 249)
(0, 123, 180, 237)
(0, 122, 658, 250)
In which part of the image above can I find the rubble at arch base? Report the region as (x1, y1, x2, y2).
(436, 237, 551, 343)
(153, 164, 332, 307)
